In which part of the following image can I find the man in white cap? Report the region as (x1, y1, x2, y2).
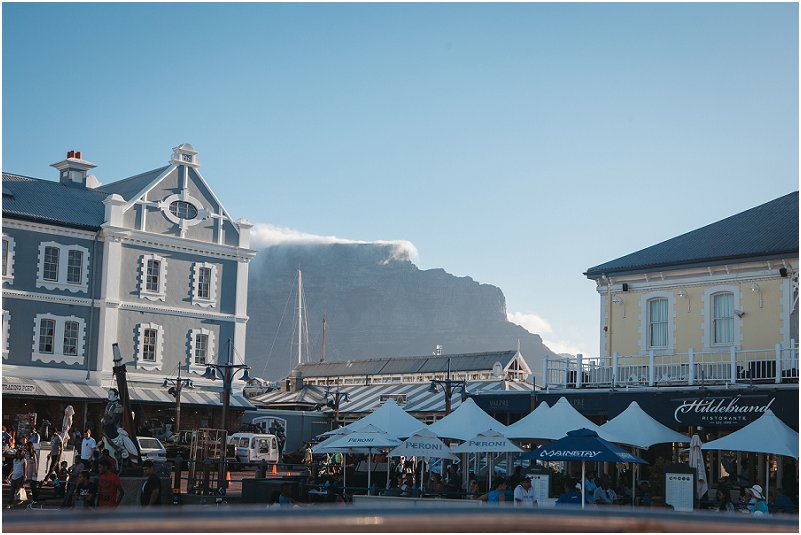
(513, 475, 538, 507)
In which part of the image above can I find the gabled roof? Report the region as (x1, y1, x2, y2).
(585, 192, 799, 279)
(98, 165, 171, 201)
(295, 350, 520, 378)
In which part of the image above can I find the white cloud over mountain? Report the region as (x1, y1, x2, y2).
(249, 223, 419, 262)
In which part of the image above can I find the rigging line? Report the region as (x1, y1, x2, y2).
(301, 287, 312, 363)
(260, 282, 296, 378)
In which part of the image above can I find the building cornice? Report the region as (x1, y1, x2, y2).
(3, 219, 99, 240)
(101, 226, 256, 262)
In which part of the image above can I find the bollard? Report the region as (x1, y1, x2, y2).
(173, 454, 183, 504)
(257, 460, 267, 479)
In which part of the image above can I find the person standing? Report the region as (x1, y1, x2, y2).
(7, 449, 27, 507)
(139, 460, 161, 506)
(513, 475, 538, 507)
(28, 429, 40, 446)
(96, 459, 124, 508)
(47, 431, 64, 477)
(24, 442, 39, 503)
(74, 470, 97, 509)
(80, 429, 97, 468)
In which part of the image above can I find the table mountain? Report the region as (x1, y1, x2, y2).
(246, 242, 552, 381)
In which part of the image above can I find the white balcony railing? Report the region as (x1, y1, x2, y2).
(543, 341, 799, 390)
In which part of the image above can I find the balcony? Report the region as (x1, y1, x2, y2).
(543, 341, 799, 390)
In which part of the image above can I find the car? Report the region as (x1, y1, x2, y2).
(137, 436, 167, 462)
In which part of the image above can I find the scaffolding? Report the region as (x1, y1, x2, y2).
(187, 428, 228, 495)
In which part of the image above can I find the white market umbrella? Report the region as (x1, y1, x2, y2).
(428, 398, 507, 441)
(601, 401, 690, 505)
(505, 401, 550, 440)
(522, 397, 621, 442)
(322, 399, 426, 439)
(702, 409, 799, 501)
(321, 424, 401, 494)
(689, 434, 710, 501)
(451, 429, 523, 490)
(389, 428, 459, 493)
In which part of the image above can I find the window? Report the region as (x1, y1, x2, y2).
(66, 250, 83, 284)
(63, 321, 79, 356)
(712, 292, 734, 345)
(146, 259, 161, 292)
(138, 254, 167, 301)
(169, 200, 198, 220)
(2, 236, 14, 285)
(38, 318, 55, 353)
(648, 298, 669, 348)
(36, 242, 89, 292)
(194, 333, 208, 365)
(188, 328, 215, 370)
(2, 310, 9, 360)
(135, 322, 164, 371)
(43, 246, 59, 281)
(191, 262, 218, 307)
(198, 267, 211, 299)
(142, 329, 158, 362)
(182, 153, 193, 163)
(32, 314, 86, 365)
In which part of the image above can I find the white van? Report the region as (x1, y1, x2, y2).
(228, 433, 280, 465)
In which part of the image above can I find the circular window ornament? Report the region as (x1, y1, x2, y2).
(169, 200, 198, 220)
(160, 193, 209, 229)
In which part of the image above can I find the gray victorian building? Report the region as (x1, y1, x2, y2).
(2, 145, 255, 436)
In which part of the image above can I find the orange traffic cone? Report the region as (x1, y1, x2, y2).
(226, 471, 231, 482)
(271, 464, 277, 474)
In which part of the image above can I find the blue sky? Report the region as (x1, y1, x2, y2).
(3, 3, 798, 358)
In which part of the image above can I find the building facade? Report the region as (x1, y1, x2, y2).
(2, 145, 255, 436)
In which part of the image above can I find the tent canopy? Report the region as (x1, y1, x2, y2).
(505, 401, 550, 440)
(319, 423, 402, 451)
(702, 410, 799, 459)
(600, 401, 690, 448)
(321, 398, 426, 439)
(515, 397, 620, 442)
(427, 398, 507, 441)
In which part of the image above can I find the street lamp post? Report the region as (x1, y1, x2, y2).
(323, 387, 350, 429)
(429, 357, 467, 415)
(162, 363, 193, 434)
(201, 339, 251, 493)
(201, 340, 251, 431)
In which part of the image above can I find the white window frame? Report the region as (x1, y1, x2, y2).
(191, 262, 218, 308)
(2, 235, 15, 285)
(31, 313, 86, 365)
(647, 297, 670, 349)
(138, 253, 168, 302)
(188, 328, 215, 371)
(135, 322, 165, 371)
(160, 192, 209, 230)
(638, 291, 676, 355)
(702, 285, 742, 351)
(3, 310, 9, 360)
(36, 241, 90, 293)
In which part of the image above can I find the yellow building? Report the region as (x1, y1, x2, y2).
(582, 192, 798, 386)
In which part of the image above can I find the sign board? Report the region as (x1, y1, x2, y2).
(529, 473, 550, 501)
(3, 383, 37, 394)
(664, 464, 696, 512)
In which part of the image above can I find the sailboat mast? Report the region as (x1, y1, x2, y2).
(320, 316, 327, 363)
(297, 270, 303, 366)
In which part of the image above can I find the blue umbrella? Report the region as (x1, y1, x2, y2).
(519, 428, 648, 509)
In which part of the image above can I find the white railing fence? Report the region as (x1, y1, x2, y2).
(542, 340, 798, 390)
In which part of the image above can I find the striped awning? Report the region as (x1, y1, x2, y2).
(2, 376, 107, 400)
(250, 380, 531, 414)
(2, 377, 253, 410)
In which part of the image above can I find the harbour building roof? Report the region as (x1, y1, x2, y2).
(584, 191, 798, 279)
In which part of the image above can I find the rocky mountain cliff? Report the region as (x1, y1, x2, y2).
(246, 243, 552, 381)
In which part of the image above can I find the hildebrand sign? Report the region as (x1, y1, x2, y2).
(673, 395, 775, 426)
